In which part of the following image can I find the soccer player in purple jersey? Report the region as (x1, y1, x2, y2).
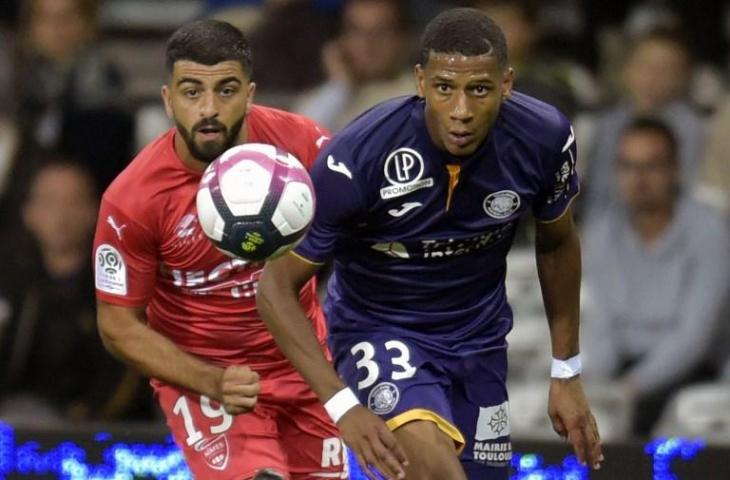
(257, 8, 603, 480)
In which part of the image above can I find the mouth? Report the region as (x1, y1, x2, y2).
(447, 131, 474, 148)
(196, 125, 224, 141)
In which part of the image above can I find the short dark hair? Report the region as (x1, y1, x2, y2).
(24, 155, 99, 203)
(22, 0, 100, 27)
(165, 19, 253, 77)
(629, 27, 690, 64)
(419, 8, 508, 69)
(622, 116, 678, 162)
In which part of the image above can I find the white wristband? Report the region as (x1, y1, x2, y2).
(551, 354, 582, 379)
(324, 387, 360, 424)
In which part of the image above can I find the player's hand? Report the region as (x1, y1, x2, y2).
(337, 405, 408, 480)
(548, 376, 604, 470)
(219, 365, 260, 415)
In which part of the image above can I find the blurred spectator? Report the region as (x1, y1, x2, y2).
(594, 1, 725, 114)
(623, 0, 681, 38)
(0, 159, 150, 424)
(292, 0, 413, 131)
(9, 0, 134, 190)
(582, 117, 730, 437)
(475, 0, 600, 116)
(580, 29, 705, 218)
(0, 28, 19, 200)
(205, 0, 342, 55)
(0, 119, 19, 212)
(247, 0, 338, 106)
(693, 96, 730, 212)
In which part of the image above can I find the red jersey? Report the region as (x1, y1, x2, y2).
(93, 105, 331, 371)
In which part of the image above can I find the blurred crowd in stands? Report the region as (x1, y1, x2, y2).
(0, 0, 729, 442)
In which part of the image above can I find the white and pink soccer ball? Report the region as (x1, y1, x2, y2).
(196, 143, 316, 261)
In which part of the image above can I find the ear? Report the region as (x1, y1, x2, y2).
(414, 64, 425, 98)
(161, 85, 173, 118)
(245, 82, 256, 116)
(501, 67, 515, 101)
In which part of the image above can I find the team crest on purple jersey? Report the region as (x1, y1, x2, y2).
(483, 190, 521, 219)
(368, 382, 400, 414)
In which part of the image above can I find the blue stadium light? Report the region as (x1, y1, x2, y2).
(0, 422, 709, 479)
(645, 437, 705, 480)
(509, 452, 587, 480)
(518, 453, 540, 470)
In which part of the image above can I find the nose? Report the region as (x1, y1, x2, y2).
(199, 91, 218, 119)
(449, 91, 473, 122)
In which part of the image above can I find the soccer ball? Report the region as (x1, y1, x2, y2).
(196, 143, 316, 261)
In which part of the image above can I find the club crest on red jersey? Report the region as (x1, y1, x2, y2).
(194, 434, 230, 471)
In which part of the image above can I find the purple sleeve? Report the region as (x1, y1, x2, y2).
(294, 143, 366, 263)
(532, 122, 580, 222)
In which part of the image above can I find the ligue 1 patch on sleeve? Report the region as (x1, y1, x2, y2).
(95, 244, 128, 295)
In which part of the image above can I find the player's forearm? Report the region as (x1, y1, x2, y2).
(257, 281, 345, 402)
(535, 219, 582, 359)
(97, 305, 224, 400)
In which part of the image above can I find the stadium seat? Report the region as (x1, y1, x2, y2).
(583, 382, 633, 441)
(507, 314, 551, 382)
(508, 380, 632, 442)
(505, 248, 545, 316)
(508, 381, 556, 441)
(652, 382, 730, 445)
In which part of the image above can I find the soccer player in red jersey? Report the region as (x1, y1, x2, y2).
(92, 20, 345, 480)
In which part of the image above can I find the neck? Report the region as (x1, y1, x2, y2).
(43, 248, 86, 277)
(629, 204, 675, 247)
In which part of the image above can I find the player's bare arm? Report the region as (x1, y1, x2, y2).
(257, 253, 408, 480)
(535, 207, 603, 470)
(97, 301, 259, 415)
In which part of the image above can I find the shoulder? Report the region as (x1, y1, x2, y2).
(249, 105, 326, 144)
(582, 209, 623, 248)
(683, 200, 729, 241)
(103, 129, 176, 216)
(248, 105, 329, 167)
(497, 91, 573, 153)
(250, 104, 320, 130)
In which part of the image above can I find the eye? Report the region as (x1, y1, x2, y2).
(184, 88, 199, 99)
(436, 83, 451, 94)
(220, 86, 238, 97)
(473, 85, 490, 96)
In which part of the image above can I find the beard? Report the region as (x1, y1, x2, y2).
(176, 114, 246, 163)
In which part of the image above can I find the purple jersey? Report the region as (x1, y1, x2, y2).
(295, 93, 578, 348)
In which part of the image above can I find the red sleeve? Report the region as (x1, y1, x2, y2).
(299, 120, 331, 171)
(93, 197, 158, 307)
